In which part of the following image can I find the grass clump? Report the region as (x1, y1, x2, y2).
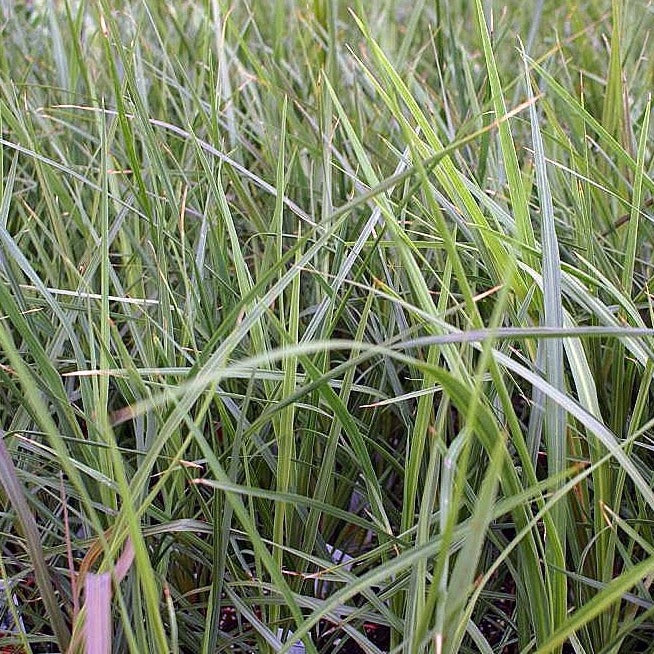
(0, 1, 652, 652)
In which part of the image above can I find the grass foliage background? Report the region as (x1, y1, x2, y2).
(0, 0, 653, 652)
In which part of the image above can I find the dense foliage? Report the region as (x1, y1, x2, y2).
(0, 1, 652, 652)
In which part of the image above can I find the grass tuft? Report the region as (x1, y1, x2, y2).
(0, 2, 652, 653)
